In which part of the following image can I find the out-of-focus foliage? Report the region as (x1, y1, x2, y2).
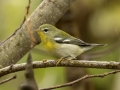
(0, 0, 120, 90)
(89, 2, 120, 41)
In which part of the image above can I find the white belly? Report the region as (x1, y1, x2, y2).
(54, 44, 84, 59)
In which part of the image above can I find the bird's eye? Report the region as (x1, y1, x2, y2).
(43, 28, 49, 32)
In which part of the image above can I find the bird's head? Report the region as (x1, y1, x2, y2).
(35, 24, 58, 41)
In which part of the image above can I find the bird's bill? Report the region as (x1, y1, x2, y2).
(34, 29, 40, 32)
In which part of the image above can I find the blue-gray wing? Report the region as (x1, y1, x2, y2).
(54, 31, 105, 47)
(54, 36, 94, 47)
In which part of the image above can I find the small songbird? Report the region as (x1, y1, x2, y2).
(35, 24, 105, 61)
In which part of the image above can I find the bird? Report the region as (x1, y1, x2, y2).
(35, 24, 106, 63)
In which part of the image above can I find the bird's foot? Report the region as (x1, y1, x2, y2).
(42, 59, 47, 62)
(56, 56, 71, 66)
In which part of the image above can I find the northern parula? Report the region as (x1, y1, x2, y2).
(35, 24, 105, 60)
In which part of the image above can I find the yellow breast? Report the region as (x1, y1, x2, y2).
(44, 41, 56, 52)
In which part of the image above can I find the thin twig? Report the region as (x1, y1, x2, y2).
(40, 70, 120, 90)
(23, 0, 36, 48)
(0, 0, 31, 46)
(0, 75, 16, 85)
(22, 0, 31, 26)
(0, 60, 120, 77)
(25, 0, 36, 48)
(25, 0, 31, 19)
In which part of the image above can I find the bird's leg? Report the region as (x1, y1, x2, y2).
(56, 56, 71, 66)
(42, 59, 47, 62)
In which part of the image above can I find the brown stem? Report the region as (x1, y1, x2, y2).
(40, 70, 120, 90)
(0, 75, 16, 85)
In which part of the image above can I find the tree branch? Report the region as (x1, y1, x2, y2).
(0, 74, 16, 85)
(40, 70, 120, 90)
(0, 60, 120, 77)
(0, 0, 75, 68)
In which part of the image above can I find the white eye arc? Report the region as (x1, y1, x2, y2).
(43, 28, 49, 32)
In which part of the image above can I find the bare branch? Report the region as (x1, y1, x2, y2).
(0, 60, 120, 77)
(21, 0, 31, 28)
(39, 70, 120, 90)
(0, 75, 16, 85)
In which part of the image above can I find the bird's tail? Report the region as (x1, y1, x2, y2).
(82, 43, 107, 52)
(91, 44, 107, 47)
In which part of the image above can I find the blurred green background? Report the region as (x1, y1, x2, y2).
(0, 0, 120, 90)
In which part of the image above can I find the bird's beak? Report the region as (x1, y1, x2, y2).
(34, 30, 40, 32)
